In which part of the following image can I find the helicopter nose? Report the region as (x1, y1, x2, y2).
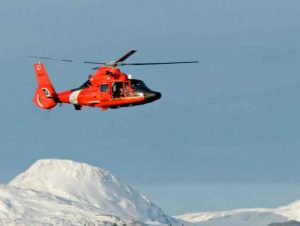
(144, 91, 161, 103)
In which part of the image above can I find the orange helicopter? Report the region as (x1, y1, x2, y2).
(32, 50, 198, 111)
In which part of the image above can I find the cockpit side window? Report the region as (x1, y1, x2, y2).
(124, 82, 132, 97)
(131, 79, 150, 92)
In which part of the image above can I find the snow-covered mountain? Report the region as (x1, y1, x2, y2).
(2, 158, 300, 226)
(0, 159, 177, 226)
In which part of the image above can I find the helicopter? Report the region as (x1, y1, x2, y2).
(32, 50, 198, 111)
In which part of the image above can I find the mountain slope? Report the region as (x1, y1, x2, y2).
(0, 184, 146, 226)
(2, 159, 177, 226)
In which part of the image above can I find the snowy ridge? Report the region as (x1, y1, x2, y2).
(3, 159, 177, 226)
(176, 201, 300, 226)
(176, 208, 286, 226)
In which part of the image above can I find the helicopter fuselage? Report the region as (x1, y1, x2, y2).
(33, 64, 161, 111)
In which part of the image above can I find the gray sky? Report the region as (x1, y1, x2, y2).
(0, 0, 300, 215)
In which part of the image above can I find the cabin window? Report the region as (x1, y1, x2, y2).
(100, 84, 108, 92)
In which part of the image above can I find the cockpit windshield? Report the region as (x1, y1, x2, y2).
(131, 79, 150, 92)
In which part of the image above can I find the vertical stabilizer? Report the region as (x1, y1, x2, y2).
(33, 63, 57, 109)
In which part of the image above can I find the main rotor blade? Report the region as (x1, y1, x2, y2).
(115, 50, 137, 63)
(120, 61, 199, 66)
(28, 56, 73, 63)
(29, 53, 198, 69)
(83, 61, 106, 65)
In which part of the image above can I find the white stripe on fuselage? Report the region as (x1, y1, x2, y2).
(69, 90, 82, 104)
(36, 94, 44, 108)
